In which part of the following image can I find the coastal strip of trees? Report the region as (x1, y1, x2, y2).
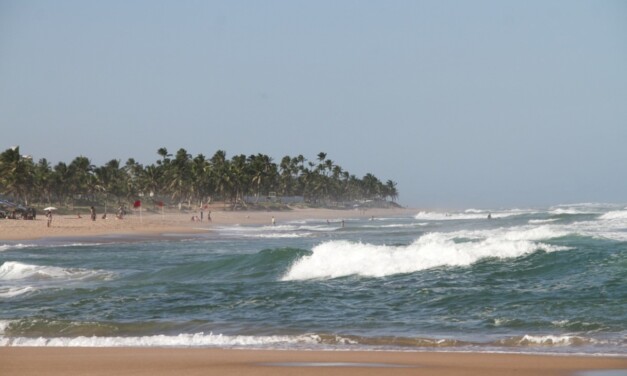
(0, 146, 399, 210)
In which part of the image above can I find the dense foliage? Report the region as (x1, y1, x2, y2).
(0, 146, 398, 208)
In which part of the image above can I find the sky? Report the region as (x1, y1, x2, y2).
(1, 0, 626, 209)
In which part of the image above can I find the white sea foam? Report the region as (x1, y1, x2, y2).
(415, 211, 488, 220)
(560, 209, 627, 241)
(282, 227, 569, 281)
(0, 332, 322, 348)
(550, 208, 587, 215)
(0, 261, 80, 280)
(0, 320, 12, 335)
(528, 219, 559, 224)
(0, 242, 104, 252)
(548, 202, 616, 215)
(0, 243, 36, 252)
(0, 261, 114, 282)
(445, 224, 570, 244)
(414, 209, 529, 221)
(517, 334, 597, 346)
(253, 233, 313, 239)
(299, 225, 341, 232)
(361, 223, 427, 229)
(216, 223, 337, 239)
(0, 286, 35, 298)
(598, 210, 627, 220)
(492, 318, 511, 327)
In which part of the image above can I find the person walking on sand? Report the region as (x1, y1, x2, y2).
(90, 206, 96, 221)
(46, 210, 52, 227)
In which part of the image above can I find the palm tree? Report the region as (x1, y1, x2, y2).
(278, 155, 292, 197)
(249, 153, 275, 201)
(51, 162, 71, 206)
(141, 164, 162, 201)
(94, 159, 129, 206)
(67, 156, 95, 208)
(385, 180, 399, 202)
(0, 146, 34, 204)
(33, 158, 53, 205)
(362, 173, 381, 200)
(191, 153, 213, 205)
(229, 154, 248, 205)
(0, 147, 400, 208)
(210, 150, 229, 201)
(295, 158, 315, 203)
(167, 148, 193, 205)
(156, 147, 171, 165)
(124, 158, 145, 201)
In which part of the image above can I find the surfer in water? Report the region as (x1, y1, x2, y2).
(487, 212, 492, 219)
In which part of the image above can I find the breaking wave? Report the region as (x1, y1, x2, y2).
(2, 328, 620, 353)
(282, 226, 569, 281)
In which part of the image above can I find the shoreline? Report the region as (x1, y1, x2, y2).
(0, 207, 415, 241)
(1, 348, 625, 376)
(3, 208, 626, 374)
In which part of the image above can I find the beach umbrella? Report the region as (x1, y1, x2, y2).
(43, 207, 57, 211)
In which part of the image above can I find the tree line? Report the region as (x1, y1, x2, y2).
(0, 146, 399, 209)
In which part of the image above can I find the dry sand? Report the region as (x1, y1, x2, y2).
(0, 206, 413, 241)
(1, 348, 625, 376)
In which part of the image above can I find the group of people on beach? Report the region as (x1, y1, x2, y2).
(0, 207, 37, 220)
(47, 205, 132, 228)
(192, 208, 212, 222)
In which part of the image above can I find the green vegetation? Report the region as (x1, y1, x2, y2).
(0, 146, 399, 210)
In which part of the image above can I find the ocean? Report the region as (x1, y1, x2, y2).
(1, 203, 626, 355)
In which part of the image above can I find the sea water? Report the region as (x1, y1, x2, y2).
(1, 203, 626, 355)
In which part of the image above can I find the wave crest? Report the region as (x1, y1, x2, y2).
(282, 229, 567, 281)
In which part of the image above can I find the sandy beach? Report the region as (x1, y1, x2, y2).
(1, 348, 625, 376)
(0, 206, 413, 241)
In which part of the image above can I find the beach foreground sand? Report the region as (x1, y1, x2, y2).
(1, 348, 625, 376)
(0, 206, 413, 241)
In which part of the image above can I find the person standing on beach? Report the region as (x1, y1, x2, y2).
(272, 216, 276, 226)
(207, 210, 212, 222)
(90, 206, 96, 221)
(46, 210, 52, 227)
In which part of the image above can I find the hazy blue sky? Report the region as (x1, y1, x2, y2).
(1, 1, 626, 208)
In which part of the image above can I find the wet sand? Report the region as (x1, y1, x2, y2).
(1, 348, 625, 376)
